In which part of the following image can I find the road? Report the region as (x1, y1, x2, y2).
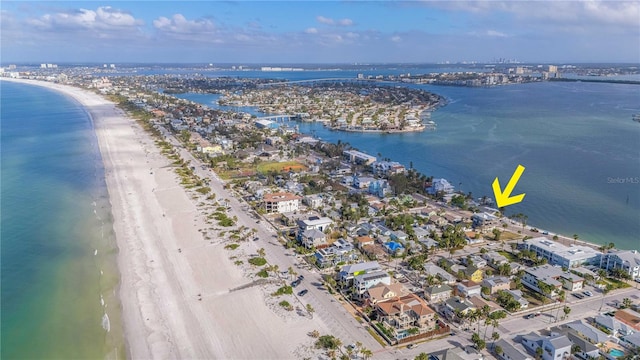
(158, 126, 384, 353)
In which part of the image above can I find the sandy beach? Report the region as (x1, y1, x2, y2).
(4, 79, 330, 359)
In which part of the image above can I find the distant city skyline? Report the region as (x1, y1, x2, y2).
(2, 1, 639, 64)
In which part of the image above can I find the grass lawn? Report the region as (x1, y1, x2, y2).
(257, 161, 307, 173)
(501, 231, 522, 240)
(497, 250, 518, 262)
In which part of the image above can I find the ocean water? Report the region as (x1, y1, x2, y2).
(177, 80, 640, 250)
(1, 81, 124, 359)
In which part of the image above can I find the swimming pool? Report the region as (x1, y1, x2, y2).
(609, 349, 624, 357)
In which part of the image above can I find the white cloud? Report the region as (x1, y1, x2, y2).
(316, 16, 354, 27)
(486, 30, 507, 37)
(430, 0, 639, 29)
(304, 27, 318, 34)
(153, 14, 215, 34)
(316, 16, 334, 25)
(27, 6, 142, 31)
(391, 35, 402, 42)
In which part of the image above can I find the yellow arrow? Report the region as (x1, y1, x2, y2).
(492, 164, 526, 208)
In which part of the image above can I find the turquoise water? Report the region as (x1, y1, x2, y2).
(1, 81, 124, 359)
(609, 349, 625, 357)
(177, 80, 640, 250)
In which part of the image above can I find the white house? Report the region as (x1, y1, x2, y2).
(601, 250, 640, 279)
(521, 333, 571, 360)
(427, 178, 455, 195)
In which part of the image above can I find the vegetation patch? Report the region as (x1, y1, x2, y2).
(224, 243, 240, 250)
(278, 300, 293, 311)
(314, 335, 340, 350)
(256, 269, 269, 278)
(271, 285, 293, 296)
(257, 161, 307, 174)
(248, 257, 267, 266)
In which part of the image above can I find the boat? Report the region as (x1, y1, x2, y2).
(633, 114, 640, 123)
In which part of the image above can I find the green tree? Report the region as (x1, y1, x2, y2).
(415, 353, 429, 360)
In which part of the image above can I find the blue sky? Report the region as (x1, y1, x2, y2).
(2, 1, 639, 63)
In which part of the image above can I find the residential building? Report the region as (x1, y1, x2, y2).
(495, 339, 534, 360)
(427, 178, 454, 195)
(339, 261, 382, 287)
(522, 265, 584, 295)
(296, 216, 333, 232)
(472, 212, 499, 230)
(369, 179, 391, 198)
(463, 266, 484, 283)
(429, 347, 484, 360)
(443, 297, 476, 321)
(504, 289, 529, 309)
(355, 236, 375, 249)
(371, 160, 405, 177)
(523, 237, 602, 268)
(483, 251, 510, 267)
(621, 332, 640, 349)
(468, 295, 502, 314)
(563, 320, 610, 345)
(594, 314, 634, 336)
(462, 255, 488, 269)
(376, 294, 436, 340)
(303, 194, 324, 209)
(423, 262, 457, 285)
(457, 280, 482, 298)
(601, 250, 640, 279)
(521, 332, 571, 360)
(482, 276, 512, 294)
(565, 332, 600, 359)
(354, 175, 375, 189)
(353, 270, 391, 298)
(425, 284, 453, 303)
(299, 228, 327, 249)
(314, 239, 357, 268)
(263, 192, 301, 213)
(366, 283, 407, 306)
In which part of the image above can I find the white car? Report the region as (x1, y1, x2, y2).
(583, 291, 593, 297)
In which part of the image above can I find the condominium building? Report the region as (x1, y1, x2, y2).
(522, 237, 602, 268)
(263, 192, 301, 213)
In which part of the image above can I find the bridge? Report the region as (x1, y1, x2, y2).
(256, 114, 298, 122)
(257, 77, 380, 87)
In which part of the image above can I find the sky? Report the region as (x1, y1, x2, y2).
(1, 1, 639, 64)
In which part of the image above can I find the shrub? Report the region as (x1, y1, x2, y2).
(279, 300, 293, 311)
(248, 257, 267, 266)
(256, 269, 269, 278)
(315, 335, 340, 350)
(271, 285, 293, 296)
(224, 243, 240, 250)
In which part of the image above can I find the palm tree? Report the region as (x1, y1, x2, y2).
(415, 353, 429, 360)
(257, 247, 266, 257)
(572, 234, 579, 244)
(563, 306, 571, 320)
(288, 266, 297, 281)
(491, 332, 500, 350)
(306, 304, 315, 318)
(361, 348, 373, 360)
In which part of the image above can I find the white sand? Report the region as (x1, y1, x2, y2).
(4, 79, 329, 359)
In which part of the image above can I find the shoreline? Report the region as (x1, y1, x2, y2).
(3, 78, 330, 359)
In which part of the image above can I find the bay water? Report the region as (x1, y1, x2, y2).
(176, 80, 640, 250)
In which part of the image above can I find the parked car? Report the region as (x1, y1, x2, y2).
(297, 289, 308, 296)
(407, 344, 416, 349)
(291, 280, 301, 287)
(297, 275, 304, 281)
(524, 314, 535, 319)
(573, 293, 585, 299)
(583, 291, 593, 297)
